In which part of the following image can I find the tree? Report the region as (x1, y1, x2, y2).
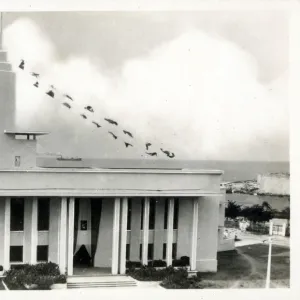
(225, 200, 242, 220)
(241, 203, 274, 224)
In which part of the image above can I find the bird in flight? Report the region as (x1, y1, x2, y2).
(33, 81, 39, 88)
(30, 72, 39, 78)
(123, 130, 133, 138)
(124, 142, 133, 148)
(19, 59, 24, 70)
(109, 131, 118, 139)
(104, 118, 118, 126)
(85, 106, 94, 113)
(64, 94, 73, 101)
(63, 102, 71, 109)
(46, 90, 55, 98)
(145, 143, 152, 150)
(92, 121, 101, 128)
(160, 148, 175, 158)
(80, 114, 87, 119)
(146, 152, 157, 156)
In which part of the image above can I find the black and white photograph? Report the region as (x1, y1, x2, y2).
(0, 1, 296, 295)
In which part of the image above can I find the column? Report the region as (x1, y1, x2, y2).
(142, 197, 150, 265)
(153, 198, 165, 259)
(0, 198, 11, 270)
(190, 197, 199, 270)
(166, 198, 174, 266)
(129, 199, 142, 261)
(59, 197, 67, 274)
(67, 197, 75, 276)
(24, 197, 38, 264)
(49, 198, 60, 264)
(119, 198, 128, 274)
(112, 198, 121, 275)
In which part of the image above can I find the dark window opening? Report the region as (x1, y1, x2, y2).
(126, 244, 130, 261)
(149, 199, 156, 230)
(164, 200, 168, 229)
(10, 246, 23, 262)
(163, 243, 177, 260)
(127, 199, 132, 230)
(174, 198, 179, 230)
(139, 244, 142, 260)
(37, 245, 48, 262)
(10, 198, 24, 231)
(148, 244, 154, 260)
(38, 198, 50, 231)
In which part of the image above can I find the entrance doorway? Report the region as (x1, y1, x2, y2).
(72, 198, 102, 271)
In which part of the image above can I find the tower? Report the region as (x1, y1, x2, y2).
(0, 13, 48, 169)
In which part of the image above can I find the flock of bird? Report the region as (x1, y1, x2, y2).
(18, 59, 176, 159)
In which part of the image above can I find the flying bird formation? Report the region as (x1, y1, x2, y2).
(17, 59, 176, 158)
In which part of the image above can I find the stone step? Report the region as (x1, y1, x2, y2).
(67, 282, 137, 289)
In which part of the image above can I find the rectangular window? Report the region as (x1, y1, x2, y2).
(174, 198, 179, 230)
(141, 200, 144, 230)
(126, 244, 130, 261)
(38, 198, 50, 231)
(148, 244, 154, 260)
(10, 198, 24, 231)
(163, 243, 177, 260)
(149, 199, 156, 230)
(164, 200, 168, 229)
(10, 246, 23, 262)
(127, 199, 132, 230)
(37, 245, 48, 262)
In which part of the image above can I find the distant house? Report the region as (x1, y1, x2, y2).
(0, 48, 226, 276)
(269, 218, 289, 237)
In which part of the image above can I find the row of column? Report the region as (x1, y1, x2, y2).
(109, 197, 199, 274)
(0, 197, 70, 273)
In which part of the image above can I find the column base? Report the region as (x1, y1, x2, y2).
(196, 259, 217, 272)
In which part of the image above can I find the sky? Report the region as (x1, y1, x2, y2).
(2, 11, 290, 161)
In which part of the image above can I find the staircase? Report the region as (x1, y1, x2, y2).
(67, 276, 137, 289)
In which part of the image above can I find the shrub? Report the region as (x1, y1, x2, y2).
(126, 261, 142, 269)
(149, 260, 167, 268)
(127, 266, 177, 281)
(172, 259, 189, 267)
(180, 256, 190, 266)
(4, 262, 66, 290)
(0, 265, 3, 272)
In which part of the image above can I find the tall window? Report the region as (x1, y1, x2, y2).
(127, 199, 132, 230)
(10, 198, 24, 231)
(163, 243, 177, 260)
(38, 198, 50, 231)
(149, 199, 156, 230)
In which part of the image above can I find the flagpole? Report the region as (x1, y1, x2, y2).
(265, 225, 273, 288)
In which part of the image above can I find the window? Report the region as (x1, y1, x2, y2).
(164, 200, 168, 229)
(38, 198, 50, 231)
(10, 198, 24, 231)
(163, 243, 177, 260)
(37, 245, 48, 262)
(174, 198, 179, 230)
(138, 244, 154, 261)
(127, 199, 132, 230)
(10, 246, 23, 262)
(126, 244, 130, 261)
(149, 199, 156, 230)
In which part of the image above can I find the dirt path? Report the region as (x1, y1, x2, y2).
(230, 247, 266, 288)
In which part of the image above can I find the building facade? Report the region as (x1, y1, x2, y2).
(0, 48, 225, 276)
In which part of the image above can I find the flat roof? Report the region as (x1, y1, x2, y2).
(4, 130, 49, 136)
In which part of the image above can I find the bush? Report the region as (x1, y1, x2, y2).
(149, 260, 167, 268)
(0, 265, 3, 272)
(4, 262, 66, 290)
(126, 261, 142, 269)
(127, 266, 177, 281)
(172, 259, 189, 267)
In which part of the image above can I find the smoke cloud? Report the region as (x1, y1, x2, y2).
(3, 18, 289, 161)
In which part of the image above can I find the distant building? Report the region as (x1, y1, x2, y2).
(0, 47, 226, 276)
(257, 173, 290, 196)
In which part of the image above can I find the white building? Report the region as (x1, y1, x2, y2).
(0, 46, 226, 276)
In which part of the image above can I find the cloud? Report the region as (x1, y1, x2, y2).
(3, 18, 289, 161)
